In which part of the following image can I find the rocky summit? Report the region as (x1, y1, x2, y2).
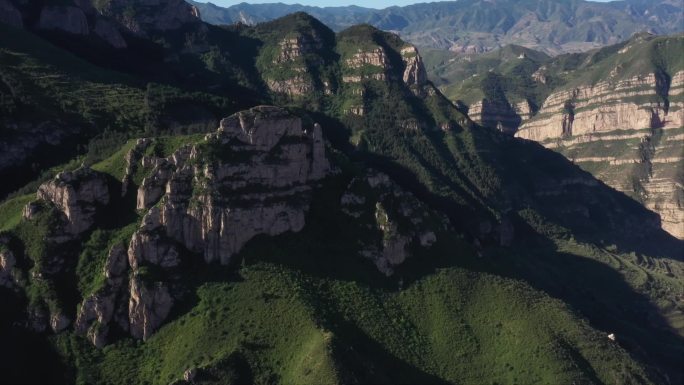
(0, 1, 683, 385)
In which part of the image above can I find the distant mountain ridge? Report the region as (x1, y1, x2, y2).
(189, 0, 684, 54)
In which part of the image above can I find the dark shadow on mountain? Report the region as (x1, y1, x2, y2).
(0, 288, 72, 384)
(485, 131, 684, 261)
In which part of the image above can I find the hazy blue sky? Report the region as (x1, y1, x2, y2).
(199, 0, 614, 9)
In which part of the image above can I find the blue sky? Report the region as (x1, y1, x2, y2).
(199, 0, 614, 9)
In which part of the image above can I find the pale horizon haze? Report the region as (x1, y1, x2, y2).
(196, 0, 615, 9)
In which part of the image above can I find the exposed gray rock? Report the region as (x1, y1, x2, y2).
(342, 170, 451, 276)
(122, 138, 151, 197)
(50, 312, 70, 333)
(401, 45, 427, 88)
(75, 243, 129, 347)
(93, 18, 127, 49)
(128, 273, 173, 340)
(31, 168, 110, 236)
(136, 106, 330, 265)
(0, 248, 17, 288)
(101, 0, 201, 36)
(128, 227, 180, 269)
(104, 244, 128, 281)
(37, 6, 89, 35)
(0, 0, 23, 28)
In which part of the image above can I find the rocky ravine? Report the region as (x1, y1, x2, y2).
(516, 70, 684, 238)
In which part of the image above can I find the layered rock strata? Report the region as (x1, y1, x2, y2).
(516, 71, 684, 238)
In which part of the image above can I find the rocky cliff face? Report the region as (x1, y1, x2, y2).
(0, 0, 22, 28)
(135, 106, 330, 265)
(340, 41, 431, 115)
(516, 70, 684, 238)
(0, 240, 17, 289)
(37, 5, 89, 35)
(99, 0, 201, 36)
(74, 106, 333, 344)
(468, 99, 533, 134)
(75, 244, 128, 347)
(341, 171, 450, 276)
(25, 168, 110, 238)
(264, 32, 330, 97)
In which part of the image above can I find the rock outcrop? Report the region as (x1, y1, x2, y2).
(28, 168, 110, 237)
(401, 45, 427, 89)
(0, 246, 17, 288)
(37, 6, 89, 35)
(468, 99, 534, 134)
(70, 106, 332, 342)
(75, 244, 129, 347)
(93, 18, 127, 49)
(0, 0, 22, 28)
(516, 72, 684, 142)
(100, 0, 201, 36)
(341, 171, 450, 276)
(516, 70, 684, 239)
(133, 106, 330, 266)
(263, 28, 333, 97)
(128, 273, 173, 341)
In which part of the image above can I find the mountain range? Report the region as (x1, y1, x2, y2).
(0, 1, 682, 385)
(422, 32, 684, 240)
(189, 0, 684, 54)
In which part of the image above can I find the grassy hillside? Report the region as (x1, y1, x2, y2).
(0, 8, 682, 385)
(22, 146, 666, 385)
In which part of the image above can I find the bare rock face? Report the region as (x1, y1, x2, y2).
(341, 171, 450, 276)
(50, 312, 71, 333)
(93, 18, 127, 49)
(128, 273, 173, 341)
(101, 0, 201, 36)
(75, 244, 129, 347)
(468, 100, 522, 134)
(265, 32, 331, 96)
(128, 208, 180, 269)
(122, 138, 151, 197)
(516, 70, 684, 239)
(31, 168, 110, 237)
(401, 45, 427, 89)
(0, 247, 17, 288)
(37, 6, 89, 35)
(134, 106, 330, 265)
(0, 0, 22, 28)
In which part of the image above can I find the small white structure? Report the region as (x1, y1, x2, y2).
(608, 333, 616, 341)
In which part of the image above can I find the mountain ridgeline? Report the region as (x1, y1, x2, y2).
(190, 0, 684, 55)
(424, 33, 684, 239)
(0, 1, 682, 385)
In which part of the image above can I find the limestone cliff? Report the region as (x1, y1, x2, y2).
(134, 106, 330, 265)
(0, 0, 22, 28)
(516, 69, 684, 238)
(26, 168, 110, 237)
(264, 33, 327, 96)
(99, 0, 201, 36)
(341, 171, 450, 276)
(468, 99, 534, 134)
